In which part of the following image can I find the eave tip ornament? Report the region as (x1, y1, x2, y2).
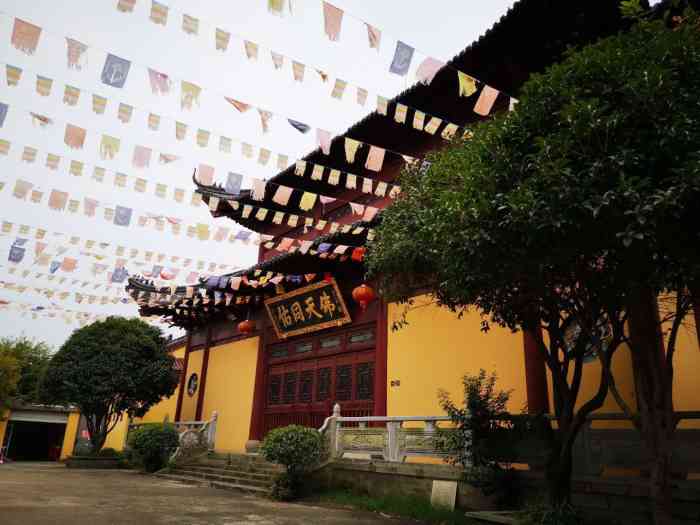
(238, 319, 255, 334)
(352, 283, 376, 311)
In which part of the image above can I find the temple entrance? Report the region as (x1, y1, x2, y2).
(263, 323, 376, 434)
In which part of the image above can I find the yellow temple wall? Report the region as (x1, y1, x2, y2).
(103, 415, 130, 451)
(665, 307, 700, 428)
(201, 337, 259, 454)
(386, 297, 528, 418)
(0, 412, 8, 452)
(179, 349, 204, 422)
(59, 411, 81, 459)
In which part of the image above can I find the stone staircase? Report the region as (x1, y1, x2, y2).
(155, 452, 282, 496)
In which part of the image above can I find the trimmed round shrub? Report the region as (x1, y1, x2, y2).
(261, 425, 322, 500)
(128, 423, 179, 472)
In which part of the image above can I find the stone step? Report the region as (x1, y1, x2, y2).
(171, 468, 272, 488)
(181, 465, 276, 480)
(195, 459, 283, 474)
(154, 473, 269, 495)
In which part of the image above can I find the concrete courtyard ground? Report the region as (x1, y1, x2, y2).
(0, 462, 398, 525)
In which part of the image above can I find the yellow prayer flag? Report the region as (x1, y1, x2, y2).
(457, 71, 477, 98)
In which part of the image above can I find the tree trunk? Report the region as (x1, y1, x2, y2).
(650, 442, 674, 525)
(546, 436, 574, 505)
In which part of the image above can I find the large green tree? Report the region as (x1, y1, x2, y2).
(367, 9, 700, 524)
(0, 337, 52, 403)
(41, 317, 179, 452)
(0, 353, 20, 418)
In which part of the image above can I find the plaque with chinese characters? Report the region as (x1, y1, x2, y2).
(264, 279, 351, 339)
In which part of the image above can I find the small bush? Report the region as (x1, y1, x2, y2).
(261, 425, 322, 500)
(128, 423, 179, 472)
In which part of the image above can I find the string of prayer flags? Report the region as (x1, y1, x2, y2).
(150, 1, 169, 25)
(116, 0, 136, 13)
(101, 54, 130, 88)
(36, 76, 52, 96)
(182, 14, 199, 35)
(474, 85, 499, 116)
(100, 135, 120, 159)
(258, 109, 273, 133)
(64, 124, 86, 149)
(458, 71, 478, 98)
(317, 129, 332, 154)
(389, 41, 414, 76)
(92, 94, 107, 114)
(63, 85, 80, 106)
(365, 145, 385, 172)
(180, 81, 201, 109)
(132, 145, 152, 168)
(6, 65, 22, 86)
(11, 19, 42, 55)
(292, 61, 305, 81)
(215, 29, 230, 51)
(225, 97, 250, 113)
(288, 119, 310, 133)
(366, 23, 381, 50)
(416, 57, 444, 85)
(244, 41, 259, 60)
(148, 68, 170, 94)
(65, 38, 87, 70)
(323, 2, 344, 41)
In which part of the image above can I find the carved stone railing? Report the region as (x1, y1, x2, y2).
(127, 411, 218, 464)
(319, 404, 467, 463)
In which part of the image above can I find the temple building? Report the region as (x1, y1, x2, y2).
(123, 0, 700, 455)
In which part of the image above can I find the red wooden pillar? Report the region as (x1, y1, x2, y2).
(248, 318, 267, 442)
(174, 331, 192, 422)
(523, 328, 549, 414)
(195, 327, 212, 421)
(374, 299, 389, 417)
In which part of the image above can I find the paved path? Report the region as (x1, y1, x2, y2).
(0, 462, 397, 525)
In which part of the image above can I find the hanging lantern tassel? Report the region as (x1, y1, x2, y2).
(352, 283, 376, 311)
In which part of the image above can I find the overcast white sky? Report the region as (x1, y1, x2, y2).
(0, 0, 516, 349)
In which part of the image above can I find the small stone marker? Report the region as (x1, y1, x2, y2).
(430, 480, 457, 510)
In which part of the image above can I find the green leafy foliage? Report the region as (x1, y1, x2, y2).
(518, 502, 583, 525)
(368, 11, 700, 506)
(128, 423, 179, 472)
(0, 337, 51, 406)
(40, 316, 179, 452)
(0, 353, 20, 417)
(261, 425, 323, 500)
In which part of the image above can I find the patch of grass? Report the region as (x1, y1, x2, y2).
(315, 489, 479, 524)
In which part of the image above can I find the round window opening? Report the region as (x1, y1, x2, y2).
(187, 373, 199, 397)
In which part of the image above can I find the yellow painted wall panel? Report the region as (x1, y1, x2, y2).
(201, 337, 259, 454)
(180, 349, 204, 421)
(103, 415, 129, 451)
(59, 411, 80, 459)
(134, 346, 186, 424)
(387, 298, 527, 418)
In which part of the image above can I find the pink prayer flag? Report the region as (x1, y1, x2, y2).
(258, 109, 273, 133)
(365, 146, 386, 172)
(148, 68, 170, 95)
(60, 257, 77, 272)
(416, 57, 445, 85)
(366, 23, 381, 50)
(474, 85, 499, 116)
(278, 238, 295, 251)
(64, 124, 86, 150)
(363, 206, 379, 222)
(323, 2, 343, 41)
(252, 179, 267, 201)
(350, 202, 365, 216)
(319, 195, 336, 205)
(317, 129, 332, 155)
(132, 145, 152, 168)
(84, 198, 98, 217)
(272, 185, 293, 206)
(12, 18, 42, 55)
(65, 38, 87, 69)
(197, 164, 214, 185)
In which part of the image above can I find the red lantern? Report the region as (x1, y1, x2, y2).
(238, 319, 255, 334)
(352, 283, 376, 311)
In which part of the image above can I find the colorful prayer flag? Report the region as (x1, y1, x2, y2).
(181, 81, 201, 109)
(182, 14, 199, 35)
(317, 129, 332, 154)
(65, 38, 87, 69)
(322, 2, 343, 41)
(150, 1, 168, 25)
(416, 57, 444, 85)
(365, 146, 385, 172)
(148, 68, 170, 94)
(64, 124, 86, 149)
(101, 54, 131, 88)
(11, 18, 42, 55)
(389, 41, 414, 76)
(366, 23, 381, 50)
(288, 119, 310, 133)
(474, 85, 499, 116)
(457, 71, 477, 98)
(215, 28, 230, 51)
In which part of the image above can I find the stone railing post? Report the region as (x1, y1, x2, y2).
(206, 411, 218, 451)
(386, 421, 402, 462)
(329, 403, 341, 459)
